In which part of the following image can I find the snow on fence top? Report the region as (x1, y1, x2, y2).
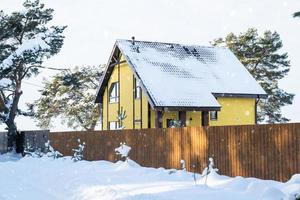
(117, 39, 267, 109)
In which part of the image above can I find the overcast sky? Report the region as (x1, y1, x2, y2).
(1, 0, 300, 131)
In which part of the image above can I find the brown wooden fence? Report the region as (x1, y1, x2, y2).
(49, 123, 300, 182)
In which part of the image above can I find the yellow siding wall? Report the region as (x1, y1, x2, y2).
(209, 97, 255, 126)
(186, 111, 202, 127)
(102, 87, 107, 130)
(102, 55, 149, 130)
(150, 109, 155, 128)
(107, 64, 118, 123)
(120, 60, 134, 129)
(150, 110, 179, 128)
(162, 111, 179, 128)
(148, 97, 255, 128)
(142, 94, 148, 128)
(102, 56, 256, 129)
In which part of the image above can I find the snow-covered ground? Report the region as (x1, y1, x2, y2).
(0, 153, 299, 200)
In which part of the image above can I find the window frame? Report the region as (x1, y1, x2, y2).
(134, 119, 142, 129)
(109, 121, 119, 130)
(210, 111, 218, 121)
(109, 82, 119, 103)
(134, 78, 141, 99)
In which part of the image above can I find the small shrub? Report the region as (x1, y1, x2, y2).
(180, 159, 186, 171)
(115, 142, 131, 161)
(23, 139, 43, 158)
(72, 139, 85, 162)
(45, 140, 63, 159)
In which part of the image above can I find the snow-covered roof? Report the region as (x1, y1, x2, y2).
(96, 39, 267, 110)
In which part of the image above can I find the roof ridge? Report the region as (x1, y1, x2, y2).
(116, 39, 228, 49)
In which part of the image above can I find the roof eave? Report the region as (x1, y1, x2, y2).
(212, 93, 268, 99)
(154, 106, 221, 112)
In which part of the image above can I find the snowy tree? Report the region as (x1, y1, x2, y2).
(0, 0, 66, 149)
(34, 66, 104, 130)
(212, 28, 294, 123)
(72, 139, 85, 162)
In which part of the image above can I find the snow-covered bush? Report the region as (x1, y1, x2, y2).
(116, 107, 127, 130)
(180, 159, 186, 171)
(168, 120, 183, 128)
(202, 157, 219, 185)
(202, 157, 218, 175)
(72, 139, 85, 162)
(23, 139, 43, 158)
(115, 142, 131, 161)
(45, 140, 63, 159)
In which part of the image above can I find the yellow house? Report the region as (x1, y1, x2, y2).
(95, 39, 267, 130)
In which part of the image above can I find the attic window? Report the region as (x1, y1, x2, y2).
(109, 82, 119, 103)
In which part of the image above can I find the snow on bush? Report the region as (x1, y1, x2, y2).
(180, 159, 186, 171)
(72, 139, 85, 162)
(115, 143, 131, 161)
(116, 107, 127, 130)
(23, 139, 43, 158)
(45, 140, 63, 159)
(202, 157, 218, 176)
(202, 157, 219, 185)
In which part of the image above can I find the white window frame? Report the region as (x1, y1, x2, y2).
(210, 111, 218, 121)
(109, 82, 119, 103)
(109, 121, 119, 130)
(134, 78, 141, 99)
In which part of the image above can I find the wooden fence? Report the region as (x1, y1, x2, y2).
(49, 123, 300, 182)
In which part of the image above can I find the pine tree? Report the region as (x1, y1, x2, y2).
(212, 28, 294, 123)
(293, 11, 300, 18)
(0, 0, 66, 149)
(34, 66, 103, 131)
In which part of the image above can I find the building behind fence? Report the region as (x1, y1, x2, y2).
(49, 123, 300, 182)
(0, 130, 49, 154)
(0, 132, 7, 154)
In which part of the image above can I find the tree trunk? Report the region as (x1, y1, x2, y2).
(7, 122, 17, 150)
(6, 83, 22, 150)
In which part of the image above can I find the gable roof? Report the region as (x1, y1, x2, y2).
(95, 39, 267, 111)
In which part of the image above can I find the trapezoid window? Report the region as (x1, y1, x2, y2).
(109, 82, 119, 103)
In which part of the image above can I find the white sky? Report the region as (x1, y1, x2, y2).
(1, 0, 300, 131)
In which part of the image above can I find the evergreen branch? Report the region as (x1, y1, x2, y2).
(33, 65, 70, 72)
(293, 11, 300, 18)
(22, 65, 70, 79)
(18, 14, 30, 44)
(75, 115, 90, 131)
